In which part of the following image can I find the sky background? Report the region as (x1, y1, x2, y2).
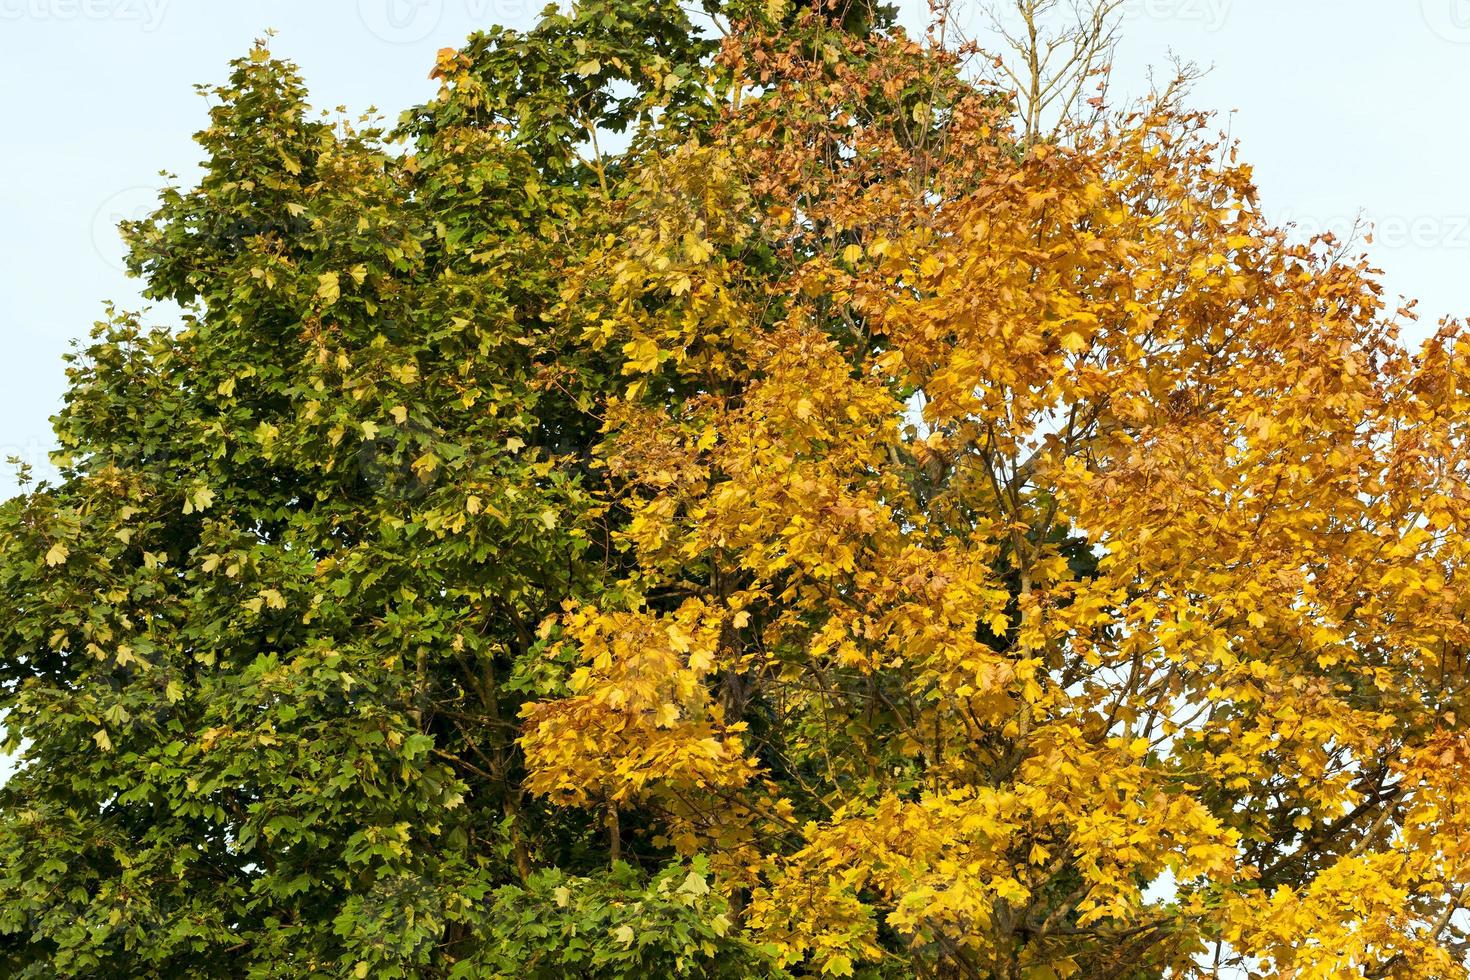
(2, 1, 1469, 781)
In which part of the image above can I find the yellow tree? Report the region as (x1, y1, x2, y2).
(521, 6, 1470, 979)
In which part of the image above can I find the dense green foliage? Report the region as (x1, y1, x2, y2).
(0, 1, 782, 975)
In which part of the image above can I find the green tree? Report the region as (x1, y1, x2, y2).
(0, 0, 788, 975)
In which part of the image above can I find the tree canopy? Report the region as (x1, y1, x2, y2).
(3, 1, 1469, 977)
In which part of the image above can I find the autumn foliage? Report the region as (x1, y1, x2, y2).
(2, 1, 1469, 977)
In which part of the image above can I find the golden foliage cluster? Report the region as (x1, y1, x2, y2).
(519, 17, 1470, 979)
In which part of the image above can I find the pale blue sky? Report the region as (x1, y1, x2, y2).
(3, 1, 1468, 498)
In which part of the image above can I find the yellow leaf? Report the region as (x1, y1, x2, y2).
(823, 954, 854, 977)
(622, 336, 661, 374)
(45, 542, 69, 567)
(184, 485, 215, 515)
(317, 272, 341, 305)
